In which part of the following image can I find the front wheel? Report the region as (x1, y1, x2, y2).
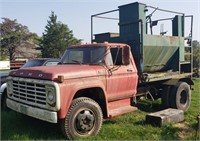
(60, 97, 103, 140)
(170, 82, 191, 111)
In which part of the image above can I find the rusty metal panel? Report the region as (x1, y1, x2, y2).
(144, 45, 178, 72)
(146, 108, 184, 126)
(143, 35, 184, 72)
(10, 61, 26, 69)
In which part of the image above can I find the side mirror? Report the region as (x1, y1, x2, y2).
(123, 46, 130, 65)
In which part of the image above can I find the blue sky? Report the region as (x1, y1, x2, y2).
(1, 0, 199, 42)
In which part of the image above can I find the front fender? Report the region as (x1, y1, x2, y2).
(58, 77, 107, 119)
(0, 83, 7, 95)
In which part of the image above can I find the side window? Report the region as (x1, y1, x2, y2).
(45, 61, 58, 66)
(110, 48, 123, 65)
(107, 52, 114, 66)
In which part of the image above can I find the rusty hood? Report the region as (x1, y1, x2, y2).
(9, 65, 106, 81)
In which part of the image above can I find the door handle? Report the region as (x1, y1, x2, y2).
(127, 68, 133, 72)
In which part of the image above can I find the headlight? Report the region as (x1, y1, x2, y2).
(46, 87, 56, 106)
(48, 91, 54, 101)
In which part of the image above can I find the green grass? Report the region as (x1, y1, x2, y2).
(0, 69, 10, 72)
(1, 79, 200, 140)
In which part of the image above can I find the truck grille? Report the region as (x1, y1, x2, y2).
(7, 76, 60, 111)
(10, 81, 47, 107)
(13, 80, 47, 105)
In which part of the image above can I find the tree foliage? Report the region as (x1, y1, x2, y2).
(192, 40, 200, 69)
(40, 12, 81, 58)
(0, 18, 37, 61)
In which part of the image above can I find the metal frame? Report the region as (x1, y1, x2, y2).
(91, 2, 193, 79)
(91, 3, 190, 41)
(91, 9, 119, 41)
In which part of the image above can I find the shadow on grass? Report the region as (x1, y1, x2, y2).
(135, 99, 164, 113)
(1, 111, 64, 140)
(103, 119, 118, 125)
(190, 122, 200, 140)
(160, 124, 180, 140)
(132, 119, 147, 126)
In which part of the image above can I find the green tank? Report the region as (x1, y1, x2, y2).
(92, 2, 192, 75)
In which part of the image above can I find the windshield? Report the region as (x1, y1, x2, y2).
(21, 60, 46, 68)
(60, 46, 106, 65)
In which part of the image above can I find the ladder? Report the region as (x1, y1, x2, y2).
(180, 37, 193, 74)
(179, 15, 193, 74)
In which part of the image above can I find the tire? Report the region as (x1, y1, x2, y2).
(60, 97, 103, 140)
(170, 82, 191, 111)
(161, 86, 171, 109)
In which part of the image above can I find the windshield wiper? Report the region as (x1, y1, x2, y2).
(59, 60, 82, 65)
(58, 62, 77, 64)
(89, 60, 105, 66)
(71, 60, 82, 65)
(89, 62, 104, 66)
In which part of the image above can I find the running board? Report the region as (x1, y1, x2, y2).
(109, 106, 138, 118)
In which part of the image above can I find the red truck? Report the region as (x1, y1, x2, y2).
(6, 2, 193, 140)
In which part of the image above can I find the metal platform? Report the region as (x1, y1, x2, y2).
(146, 108, 184, 126)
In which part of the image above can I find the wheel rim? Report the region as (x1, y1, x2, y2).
(180, 90, 187, 105)
(75, 109, 95, 134)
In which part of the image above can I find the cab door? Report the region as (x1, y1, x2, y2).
(106, 47, 138, 101)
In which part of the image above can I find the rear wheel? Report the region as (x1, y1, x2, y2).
(60, 97, 103, 140)
(170, 82, 191, 111)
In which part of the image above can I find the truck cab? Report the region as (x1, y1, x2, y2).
(6, 43, 138, 139)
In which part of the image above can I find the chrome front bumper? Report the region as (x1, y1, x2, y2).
(7, 98, 58, 123)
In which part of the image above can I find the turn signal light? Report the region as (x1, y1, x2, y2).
(58, 75, 64, 83)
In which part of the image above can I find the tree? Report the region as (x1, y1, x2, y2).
(40, 12, 81, 58)
(192, 40, 200, 70)
(16, 33, 41, 59)
(0, 18, 37, 61)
